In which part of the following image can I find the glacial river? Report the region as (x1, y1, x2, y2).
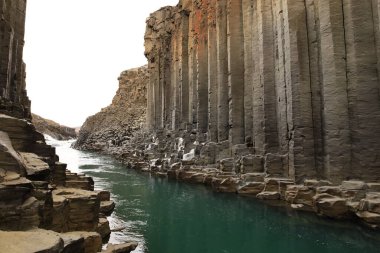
(48, 138, 380, 253)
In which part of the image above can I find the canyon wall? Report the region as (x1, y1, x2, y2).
(144, 0, 380, 184)
(74, 66, 148, 152)
(0, 2, 136, 252)
(0, 0, 30, 119)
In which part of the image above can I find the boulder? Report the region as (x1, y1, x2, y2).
(96, 217, 111, 240)
(64, 231, 102, 253)
(256, 191, 281, 200)
(102, 242, 138, 253)
(211, 176, 239, 193)
(20, 152, 50, 179)
(52, 188, 100, 232)
(0, 230, 64, 253)
(237, 182, 265, 196)
(313, 194, 350, 218)
(60, 232, 85, 253)
(100, 201, 116, 216)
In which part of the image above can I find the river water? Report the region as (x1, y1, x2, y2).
(48, 138, 380, 253)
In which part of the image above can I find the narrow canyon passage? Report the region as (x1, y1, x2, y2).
(52, 139, 380, 253)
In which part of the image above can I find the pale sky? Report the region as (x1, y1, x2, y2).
(24, 0, 178, 127)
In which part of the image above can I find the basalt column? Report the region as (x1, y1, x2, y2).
(196, 1, 209, 135)
(242, 0, 254, 146)
(188, 4, 198, 126)
(227, 0, 245, 145)
(318, 0, 351, 182)
(208, 0, 218, 142)
(145, 0, 380, 183)
(254, 0, 279, 154)
(180, 10, 190, 128)
(343, 0, 380, 181)
(0, 0, 30, 119)
(283, 0, 316, 180)
(216, 0, 229, 142)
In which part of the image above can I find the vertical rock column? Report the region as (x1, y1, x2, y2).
(272, 0, 288, 156)
(180, 10, 190, 128)
(188, 5, 198, 126)
(171, 17, 179, 130)
(304, 0, 324, 175)
(0, 18, 13, 98)
(227, 0, 245, 145)
(343, 0, 380, 180)
(283, 0, 316, 181)
(242, 0, 254, 145)
(318, 0, 351, 182)
(255, 0, 278, 153)
(252, 0, 265, 153)
(216, 0, 229, 142)
(0, 0, 30, 119)
(145, 7, 176, 130)
(373, 0, 380, 81)
(208, 0, 218, 141)
(196, 1, 209, 135)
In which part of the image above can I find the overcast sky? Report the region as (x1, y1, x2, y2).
(24, 0, 178, 127)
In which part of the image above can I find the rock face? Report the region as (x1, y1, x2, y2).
(0, 2, 135, 252)
(74, 66, 148, 152)
(77, 0, 377, 229)
(144, 0, 380, 184)
(0, 0, 31, 120)
(32, 113, 77, 140)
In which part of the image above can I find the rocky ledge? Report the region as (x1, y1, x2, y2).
(0, 114, 134, 253)
(83, 126, 380, 230)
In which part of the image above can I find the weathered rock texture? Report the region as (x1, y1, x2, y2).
(0, 0, 30, 119)
(0, 2, 133, 252)
(74, 66, 148, 152)
(144, 0, 380, 184)
(32, 113, 77, 140)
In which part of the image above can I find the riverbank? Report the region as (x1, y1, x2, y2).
(73, 127, 380, 231)
(68, 138, 380, 252)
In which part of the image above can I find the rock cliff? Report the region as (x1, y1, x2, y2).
(0, 1, 135, 252)
(107, 0, 380, 229)
(144, 0, 380, 184)
(74, 66, 148, 152)
(32, 113, 77, 140)
(0, 0, 30, 119)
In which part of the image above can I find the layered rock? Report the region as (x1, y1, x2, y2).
(0, 1, 134, 252)
(74, 66, 148, 152)
(32, 113, 77, 140)
(144, 0, 380, 184)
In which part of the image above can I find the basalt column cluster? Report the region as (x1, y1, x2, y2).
(144, 0, 380, 184)
(0, 0, 30, 119)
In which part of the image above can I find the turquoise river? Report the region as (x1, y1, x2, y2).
(49, 138, 380, 253)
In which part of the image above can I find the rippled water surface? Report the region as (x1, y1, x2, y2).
(49, 138, 380, 253)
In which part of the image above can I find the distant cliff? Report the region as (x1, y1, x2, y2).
(32, 113, 77, 140)
(73, 66, 148, 151)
